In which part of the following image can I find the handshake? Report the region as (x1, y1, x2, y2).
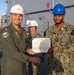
(28, 56, 41, 65)
(27, 49, 41, 65)
(27, 46, 58, 65)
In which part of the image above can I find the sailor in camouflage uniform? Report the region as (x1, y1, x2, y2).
(26, 20, 43, 75)
(0, 5, 40, 75)
(45, 4, 74, 75)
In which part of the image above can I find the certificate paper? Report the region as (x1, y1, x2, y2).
(32, 38, 51, 53)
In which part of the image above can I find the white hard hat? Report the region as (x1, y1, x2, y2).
(26, 20, 38, 27)
(10, 4, 24, 15)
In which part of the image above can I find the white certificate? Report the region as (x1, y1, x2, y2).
(32, 38, 51, 53)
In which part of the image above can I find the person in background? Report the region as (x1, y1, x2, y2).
(45, 3, 74, 75)
(26, 20, 44, 75)
(0, 4, 40, 75)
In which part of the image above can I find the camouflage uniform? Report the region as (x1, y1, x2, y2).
(45, 23, 74, 75)
(1, 23, 29, 75)
(27, 33, 42, 75)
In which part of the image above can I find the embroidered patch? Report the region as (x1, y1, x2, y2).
(2, 32, 9, 38)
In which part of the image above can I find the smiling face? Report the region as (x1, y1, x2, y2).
(10, 13, 23, 26)
(53, 14, 65, 25)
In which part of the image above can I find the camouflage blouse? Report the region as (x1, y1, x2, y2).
(45, 23, 74, 75)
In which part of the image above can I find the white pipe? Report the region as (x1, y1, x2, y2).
(14, 0, 15, 5)
(52, 0, 54, 8)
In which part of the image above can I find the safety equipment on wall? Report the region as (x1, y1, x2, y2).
(10, 4, 24, 15)
(26, 20, 38, 27)
(52, 4, 66, 15)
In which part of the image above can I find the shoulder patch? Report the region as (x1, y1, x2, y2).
(2, 32, 9, 38)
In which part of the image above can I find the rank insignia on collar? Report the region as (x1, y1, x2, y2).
(15, 31, 19, 35)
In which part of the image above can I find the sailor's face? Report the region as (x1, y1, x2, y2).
(28, 26, 36, 33)
(10, 13, 23, 26)
(53, 14, 65, 24)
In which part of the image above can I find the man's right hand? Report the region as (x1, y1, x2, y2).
(28, 56, 41, 65)
(27, 49, 36, 55)
(48, 47, 57, 53)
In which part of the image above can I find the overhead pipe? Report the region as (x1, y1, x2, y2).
(25, 5, 74, 15)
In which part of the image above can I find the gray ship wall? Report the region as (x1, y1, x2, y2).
(6, 0, 74, 36)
